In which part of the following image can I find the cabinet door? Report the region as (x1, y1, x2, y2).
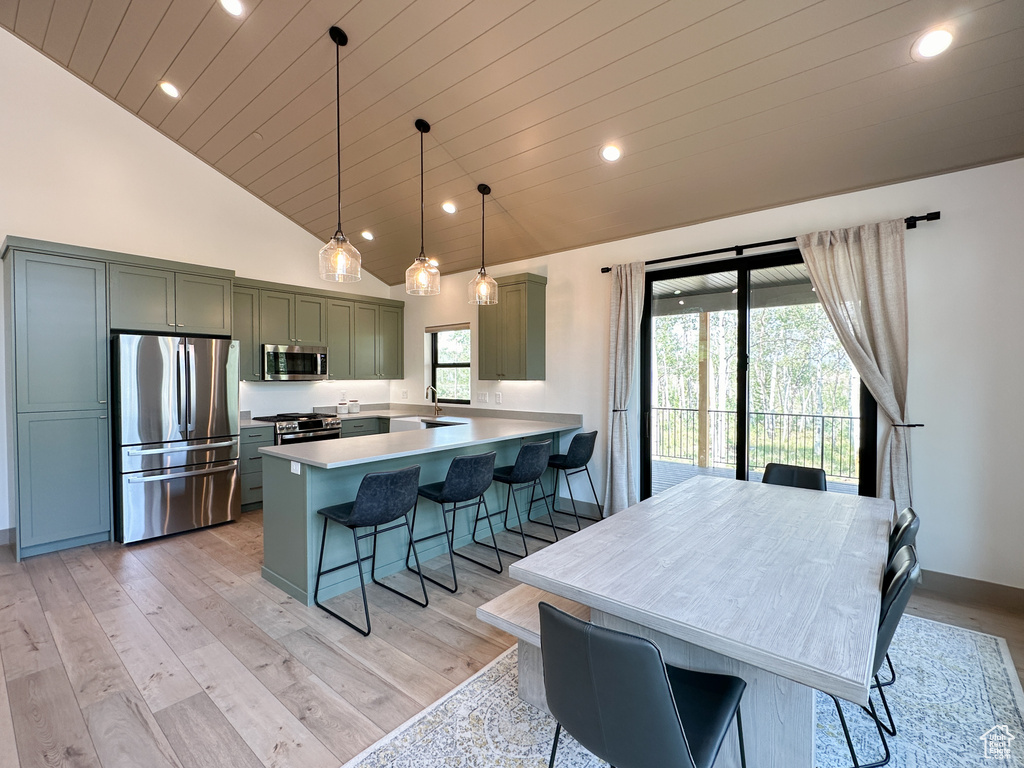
(477, 302, 501, 380)
(377, 305, 404, 379)
(232, 287, 261, 381)
(14, 252, 108, 412)
(352, 302, 379, 379)
(175, 273, 232, 336)
(326, 299, 354, 379)
(109, 264, 175, 332)
(17, 411, 110, 551)
(500, 282, 528, 380)
(260, 290, 295, 346)
(294, 295, 326, 345)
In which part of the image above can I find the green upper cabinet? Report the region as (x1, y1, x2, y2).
(109, 263, 231, 335)
(327, 298, 354, 379)
(353, 301, 404, 380)
(13, 251, 108, 412)
(174, 272, 232, 335)
(233, 286, 261, 381)
(260, 290, 326, 346)
(478, 273, 546, 380)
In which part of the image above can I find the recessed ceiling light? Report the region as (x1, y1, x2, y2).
(441, 201, 457, 214)
(159, 81, 180, 98)
(220, 0, 244, 16)
(731, 288, 738, 294)
(678, 300, 685, 305)
(673, 289, 681, 295)
(600, 144, 622, 163)
(914, 28, 953, 59)
(361, 231, 374, 241)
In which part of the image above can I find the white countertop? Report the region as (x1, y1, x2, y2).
(259, 416, 576, 469)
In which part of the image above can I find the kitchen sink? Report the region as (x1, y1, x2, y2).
(389, 416, 467, 431)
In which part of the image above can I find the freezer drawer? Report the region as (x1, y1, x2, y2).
(118, 460, 240, 543)
(120, 436, 239, 473)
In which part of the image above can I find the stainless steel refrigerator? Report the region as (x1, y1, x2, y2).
(112, 334, 240, 543)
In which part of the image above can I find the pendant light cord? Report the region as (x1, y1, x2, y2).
(335, 40, 342, 236)
(480, 189, 486, 272)
(420, 127, 425, 258)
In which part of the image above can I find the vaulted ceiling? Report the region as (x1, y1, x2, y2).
(3, 0, 1023, 286)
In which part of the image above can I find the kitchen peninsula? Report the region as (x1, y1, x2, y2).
(259, 415, 580, 605)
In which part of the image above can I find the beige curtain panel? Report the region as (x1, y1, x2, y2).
(797, 219, 911, 510)
(604, 261, 645, 515)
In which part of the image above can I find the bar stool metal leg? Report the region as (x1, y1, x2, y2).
(313, 518, 373, 636)
(503, 478, 560, 546)
(405, 500, 459, 593)
(372, 510, 429, 607)
(455, 494, 504, 574)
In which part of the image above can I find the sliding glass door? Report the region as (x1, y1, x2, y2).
(640, 252, 875, 498)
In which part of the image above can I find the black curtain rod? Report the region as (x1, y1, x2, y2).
(599, 211, 940, 273)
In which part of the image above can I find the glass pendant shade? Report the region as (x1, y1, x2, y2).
(469, 268, 498, 305)
(406, 254, 440, 295)
(319, 233, 361, 282)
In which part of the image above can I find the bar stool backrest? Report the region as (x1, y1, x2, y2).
(874, 544, 921, 675)
(508, 440, 552, 484)
(888, 507, 919, 561)
(348, 465, 421, 527)
(441, 451, 496, 502)
(563, 431, 598, 469)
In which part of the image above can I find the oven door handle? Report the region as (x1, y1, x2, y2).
(279, 428, 341, 442)
(127, 464, 236, 483)
(127, 440, 237, 457)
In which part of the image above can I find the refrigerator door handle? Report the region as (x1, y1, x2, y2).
(177, 342, 187, 434)
(126, 440, 237, 456)
(187, 343, 197, 433)
(127, 464, 237, 483)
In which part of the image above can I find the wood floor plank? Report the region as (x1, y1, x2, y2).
(185, 593, 311, 695)
(121, 577, 218, 657)
(154, 692, 264, 768)
(276, 674, 385, 761)
(130, 546, 215, 605)
(180, 642, 338, 768)
(60, 547, 133, 615)
(0, 650, 20, 768)
(25, 553, 85, 613)
(278, 627, 423, 732)
(82, 689, 183, 768)
(89, 543, 152, 585)
(45, 602, 134, 709)
(0, 569, 63, 681)
(215, 580, 308, 640)
(7, 665, 102, 768)
(188, 528, 261, 578)
(94, 605, 201, 712)
(158, 537, 252, 593)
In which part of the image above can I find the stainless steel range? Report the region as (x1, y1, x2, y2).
(253, 413, 343, 445)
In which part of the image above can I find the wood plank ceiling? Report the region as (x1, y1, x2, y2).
(2, 0, 1023, 286)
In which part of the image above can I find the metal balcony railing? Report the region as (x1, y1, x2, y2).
(651, 407, 860, 481)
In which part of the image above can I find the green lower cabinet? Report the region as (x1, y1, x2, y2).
(340, 417, 387, 438)
(16, 410, 111, 558)
(240, 425, 274, 509)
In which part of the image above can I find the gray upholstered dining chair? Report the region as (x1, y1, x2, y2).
(876, 507, 920, 692)
(828, 544, 921, 768)
(539, 602, 747, 768)
(761, 462, 827, 491)
(313, 465, 428, 636)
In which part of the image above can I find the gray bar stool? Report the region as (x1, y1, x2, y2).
(491, 439, 558, 557)
(313, 464, 428, 636)
(404, 451, 501, 593)
(547, 430, 602, 531)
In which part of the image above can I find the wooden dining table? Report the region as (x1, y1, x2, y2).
(509, 475, 894, 768)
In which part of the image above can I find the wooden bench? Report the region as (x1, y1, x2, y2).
(477, 584, 589, 714)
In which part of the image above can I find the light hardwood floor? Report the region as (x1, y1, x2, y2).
(0, 510, 1021, 768)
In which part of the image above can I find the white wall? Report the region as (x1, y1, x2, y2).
(0, 30, 392, 531)
(394, 158, 1024, 590)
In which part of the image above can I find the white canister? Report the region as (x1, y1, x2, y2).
(337, 401, 349, 414)
(349, 399, 360, 413)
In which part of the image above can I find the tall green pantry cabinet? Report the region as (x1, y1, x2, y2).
(3, 244, 111, 559)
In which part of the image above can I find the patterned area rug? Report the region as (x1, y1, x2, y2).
(340, 615, 1024, 768)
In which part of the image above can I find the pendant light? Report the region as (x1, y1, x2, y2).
(319, 26, 361, 282)
(468, 183, 498, 305)
(405, 119, 440, 295)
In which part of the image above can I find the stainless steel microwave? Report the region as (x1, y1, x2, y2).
(262, 344, 328, 381)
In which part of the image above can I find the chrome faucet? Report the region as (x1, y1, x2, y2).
(425, 386, 443, 417)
